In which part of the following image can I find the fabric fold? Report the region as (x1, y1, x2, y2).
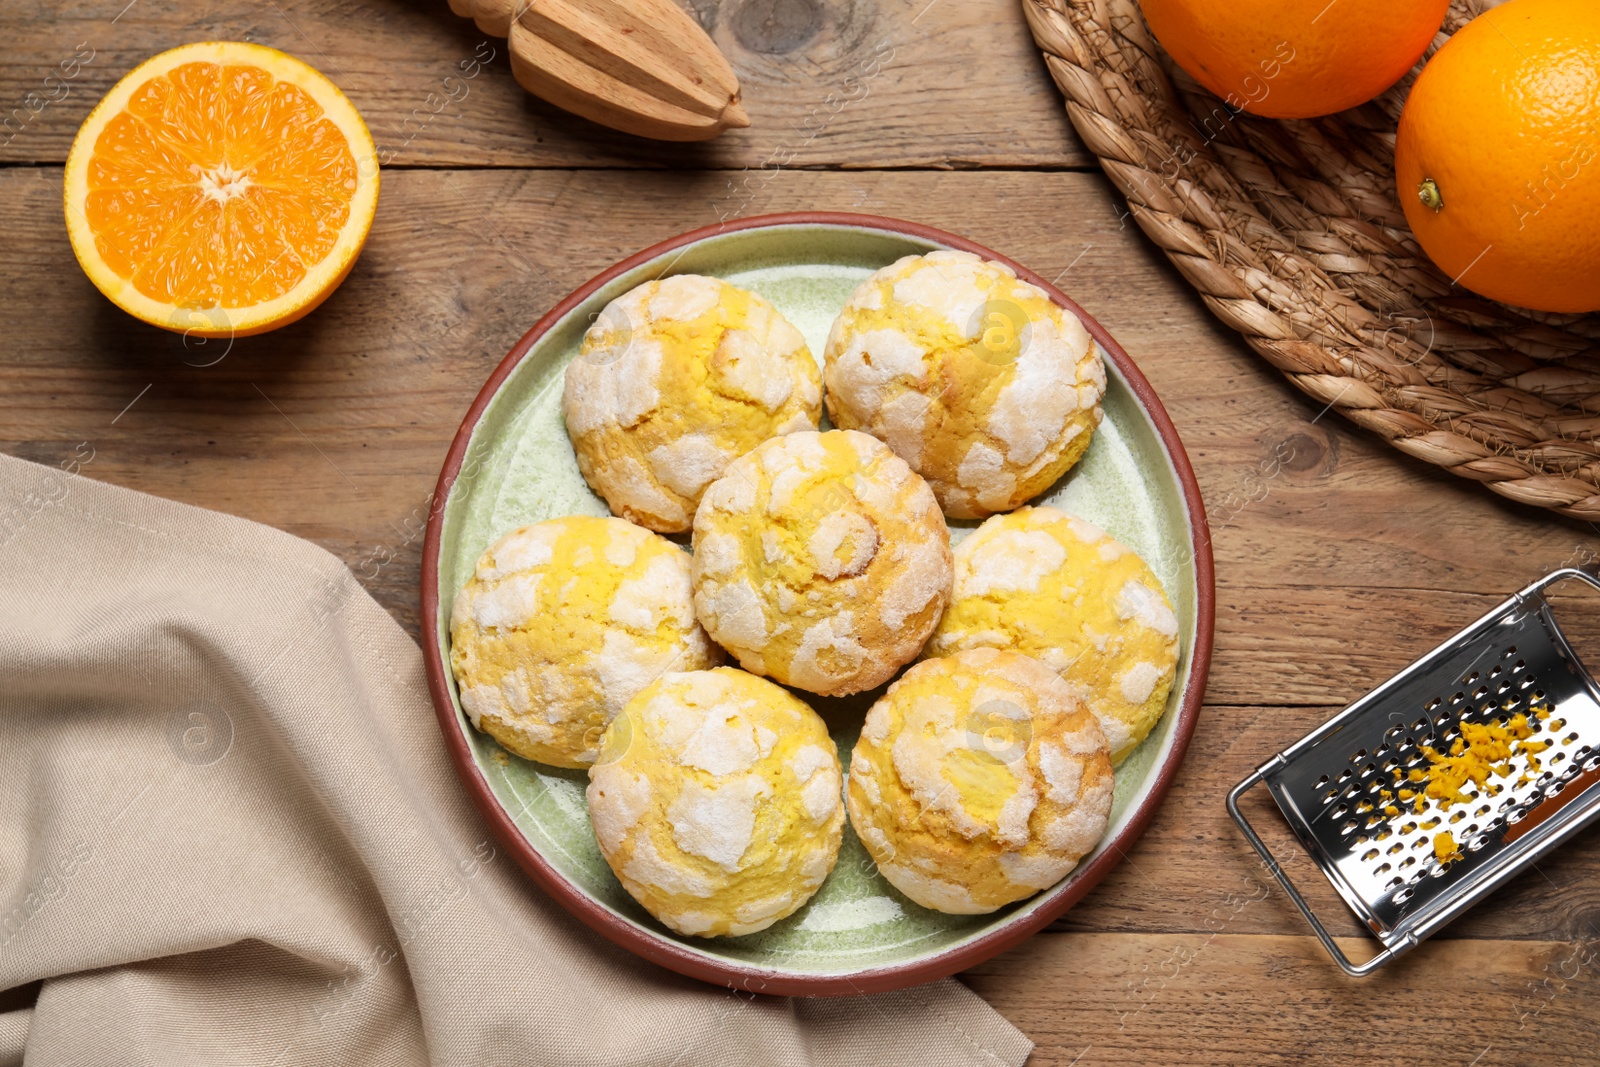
(0, 452, 1032, 1067)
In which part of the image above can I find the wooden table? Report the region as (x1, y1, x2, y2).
(5, 0, 1599, 1061)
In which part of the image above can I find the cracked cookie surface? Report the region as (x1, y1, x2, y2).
(563, 274, 822, 533)
(450, 515, 722, 768)
(588, 668, 844, 937)
(926, 506, 1180, 763)
(846, 648, 1114, 914)
(824, 250, 1104, 519)
(691, 429, 953, 696)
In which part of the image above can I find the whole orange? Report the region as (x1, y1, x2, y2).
(1395, 0, 1600, 313)
(1140, 0, 1449, 118)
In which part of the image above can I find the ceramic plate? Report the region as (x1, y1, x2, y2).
(421, 213, 1214, 995)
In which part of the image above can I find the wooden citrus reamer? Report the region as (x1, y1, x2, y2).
(446, 0, 750, 140)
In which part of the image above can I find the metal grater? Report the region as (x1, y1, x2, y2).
(1228, 564, 1600, 975)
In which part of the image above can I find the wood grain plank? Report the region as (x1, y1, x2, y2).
(10, 2, 1600, 1057)
(960, 931, 1600, 1066)
(0, 0, 1090, 169)
(4, 165, 1592, 651)
(6, 114, 1600, 1067)
(8, 166, 1598, 948)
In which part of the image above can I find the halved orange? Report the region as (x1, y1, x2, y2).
(64, 42, 379, 338)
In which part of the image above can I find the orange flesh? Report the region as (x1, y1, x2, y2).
(83, 61, 357, 307)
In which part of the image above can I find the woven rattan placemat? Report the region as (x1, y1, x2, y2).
(1025, 0, 1600, 521)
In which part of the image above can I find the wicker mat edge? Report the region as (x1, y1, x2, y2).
(1025, 0, 1600, 522)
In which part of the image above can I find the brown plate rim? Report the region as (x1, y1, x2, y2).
(419, 211, 1215, 997)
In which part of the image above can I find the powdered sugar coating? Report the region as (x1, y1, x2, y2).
(563, 275, 822, 533)
(823, 251, 1105, 519)
(586, 668, 844, 938)
(845, 648, 1115, 914)
(927, 505, 1181, 763)
(449, 516, 721, 769)
(690, 430, 954, 696)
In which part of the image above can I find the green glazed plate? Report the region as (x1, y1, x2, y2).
(421, 213, 1214, 996)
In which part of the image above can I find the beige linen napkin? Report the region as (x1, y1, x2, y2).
(0, 451, 1032, 1067)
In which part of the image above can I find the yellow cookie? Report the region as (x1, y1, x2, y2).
(562, 274, 822, 533)
(926, 506, 1180, 763)
(587, 668, 845, 937)
(846, 649, 1114, 914)
(824, 250, 1105, 519)
(449, 516, 721, 768)
(690, 429, 953, 696)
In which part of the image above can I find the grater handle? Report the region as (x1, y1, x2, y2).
(1226, 768, 1411, 977)
(1537, 562, 1600, 605)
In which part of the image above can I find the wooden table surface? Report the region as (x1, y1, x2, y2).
(5, 0, 1600, 1062)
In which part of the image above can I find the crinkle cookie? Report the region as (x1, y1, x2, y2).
(449, 515, 721, 768)
(823, 250, 1106, 519)
(925, 506, 1180, 763)
(587, 668, 844, 937)
(846, 649, 1114, 914)
(690, 429, 953, 696)
(562, 274, 823, 533)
